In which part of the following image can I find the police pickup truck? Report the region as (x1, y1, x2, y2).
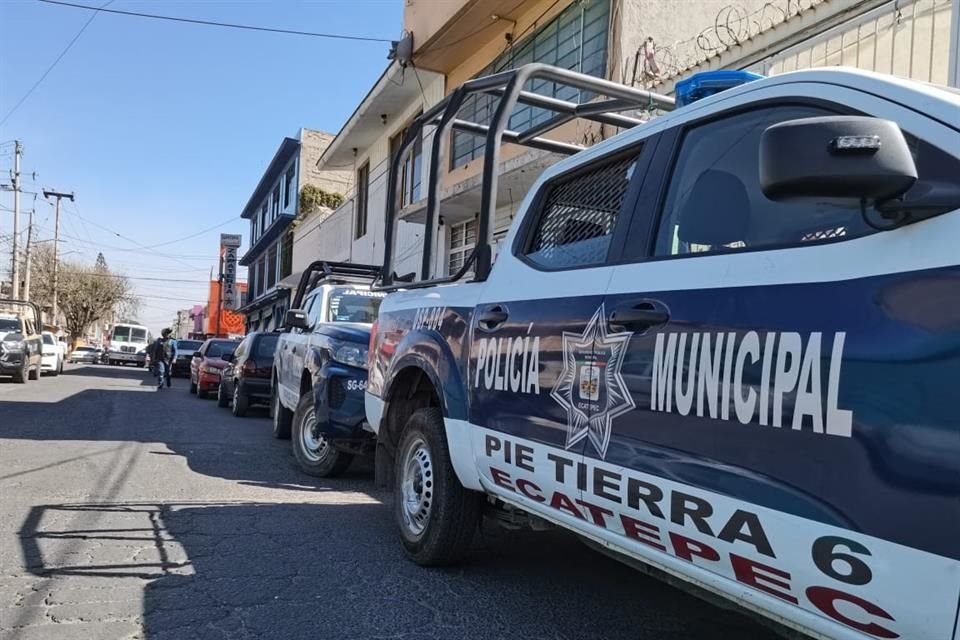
(0, 299, 43, 383)
(365, 64, 960, 640)
(272, 261, 385, 477)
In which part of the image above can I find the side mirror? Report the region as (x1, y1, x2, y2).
(193, 351, 203, 358)
(221, 353, 234, 362)
(760, 116, 917, 201)
(284, 309, 310, 331)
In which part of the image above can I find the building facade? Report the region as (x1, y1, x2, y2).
(239, 129, 351, 332)
(312, 62, 446, 277)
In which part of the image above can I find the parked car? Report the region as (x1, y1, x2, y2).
(189, 338, 239, 399)
(40, 331, 65, 376)
(217, 332, 278, 417)
(69, 346, 101, 365)
(366, 65, 960, 640)
(171, 339, 203, 377)
(273, 261, 383, 477)
(0, 299, 43, 383)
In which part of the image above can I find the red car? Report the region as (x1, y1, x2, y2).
(189, 338, 239, 399)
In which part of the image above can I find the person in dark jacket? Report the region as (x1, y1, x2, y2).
(149, 329, 174, 390)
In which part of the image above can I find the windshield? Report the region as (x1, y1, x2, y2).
(327, 289, 383, 323)
(205, 341, 237, 359)
(75, 347, 94, 352)
(42, 334, 55, 345)
(113, 327, 147, 342)
(0, 318, 21, 333)
(254, 334, 279, 360)
(176, 340, 202, 353)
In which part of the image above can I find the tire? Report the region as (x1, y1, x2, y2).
(197, 384, 208, 399)
(216, 381, 230, 408)
(291, 392, 352, 477)
(231, 380, 249, 418)
(394, 407, 482, 566)
(12, 361, 27, 384)
(271, 386, 293, 439)
(189, 378, 197, 394)
(51, 359, 60, 377)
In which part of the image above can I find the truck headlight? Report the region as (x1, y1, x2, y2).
(330, 341, 368, 370)
(3, 339, 25, 352)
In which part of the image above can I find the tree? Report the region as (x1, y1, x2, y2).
(29, 247, 138, 339)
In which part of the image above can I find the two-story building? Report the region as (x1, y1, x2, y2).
(312, 61, 445, 276)
(238, 129, 351, 332)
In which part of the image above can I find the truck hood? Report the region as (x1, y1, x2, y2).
(317, 322, 371, 344)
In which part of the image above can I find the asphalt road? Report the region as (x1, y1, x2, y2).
(0, 364, 781, 640)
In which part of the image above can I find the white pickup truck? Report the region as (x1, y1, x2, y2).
(366, 64, 960, 640)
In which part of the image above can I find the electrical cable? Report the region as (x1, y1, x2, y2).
(37, 0, 394, 43)
(0, 0, 115, 127)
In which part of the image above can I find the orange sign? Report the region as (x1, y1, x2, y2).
(206, 280, 248, 337)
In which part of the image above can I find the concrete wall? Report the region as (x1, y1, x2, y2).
(299, 129, 353, 197)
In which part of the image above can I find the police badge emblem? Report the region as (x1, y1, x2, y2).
(551, 304, 635, 459)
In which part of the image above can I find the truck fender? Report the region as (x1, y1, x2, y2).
(381, 332, 483, 491)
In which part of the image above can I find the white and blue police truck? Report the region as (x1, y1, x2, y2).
(364, 64, 960, 640)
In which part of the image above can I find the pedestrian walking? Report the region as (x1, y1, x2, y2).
(148, 329, 174, 390)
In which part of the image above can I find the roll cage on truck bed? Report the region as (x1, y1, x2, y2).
(366, 61, 960, 640)
(376, 62, 675, 290)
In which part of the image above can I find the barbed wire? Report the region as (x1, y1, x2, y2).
(621, 0, 826, 87)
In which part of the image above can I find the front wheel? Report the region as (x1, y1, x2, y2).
(12, 361, 27, 384)
(291, 393, 352, 477)
(394, 407, 482, 566)
(216, 381, 230, 408)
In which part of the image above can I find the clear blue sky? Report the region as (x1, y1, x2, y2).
(0, 0, 401, 333)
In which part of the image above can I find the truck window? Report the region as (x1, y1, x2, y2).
(327, 289, 383, 324)
(0, 318, 20, 332)
(42, 334, 55, 345)
(523, 152, 639, 269)
(651, 105, 869, 258)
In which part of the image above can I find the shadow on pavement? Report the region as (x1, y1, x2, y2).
(16, 500, 777, 640)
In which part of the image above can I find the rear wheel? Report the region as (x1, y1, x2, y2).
(271, 386, 293, 439)
(394, 407, 481, 566)
(232, 381, 249, 417)
(291, 393, 352, 477)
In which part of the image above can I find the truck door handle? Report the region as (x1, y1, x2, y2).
(291, 346, 298, 356)
(478, 305, 509, 331)
(610, 302, 670, 330)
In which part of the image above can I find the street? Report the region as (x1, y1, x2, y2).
(0, 364, 780, 640)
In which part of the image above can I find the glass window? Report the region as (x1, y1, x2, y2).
(131, 328, 147, 342)
(205, 340, 237, 359)
(0, 317, 19, 332)
(355, 162, 369, 239)
(326, 288, 384, 323)
(451, 0, 610, 169)
(272, 185, 281, 219)
(267, 244, 278, 289)
(524, 152, 638, 269)
(448, 219, 477, 275)
(390, 118, 424, 208)
(255, 334, 279, 360)
(650, 106, 869, 259)
(260, 202, 268, 235)
(42, 334, 55, 345)
(304, 293, 322, 330)
(284, 164, 296, 209)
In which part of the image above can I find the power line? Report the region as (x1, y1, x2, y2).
(136, 215, 239, 250)
(38, 0, 394, 43)
(60, 271, 218, 284)
(0, 0, 114, 128)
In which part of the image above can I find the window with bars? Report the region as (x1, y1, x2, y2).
(451, 0, 610, 169)
(272, 185, 281, 220)
(524, 152, 637, 269)
(447, 219, 477, 275)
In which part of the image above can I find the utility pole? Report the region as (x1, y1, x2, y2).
(42, 189, 74, 324)
(11, 141, 21, 299)
(22, 206, 33, 302)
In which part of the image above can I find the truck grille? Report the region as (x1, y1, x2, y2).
(121, 346, 136, 353)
